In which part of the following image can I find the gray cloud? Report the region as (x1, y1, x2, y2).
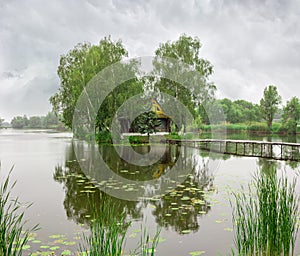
(1, 71, 21, 79)
(0, 0, 300, 121)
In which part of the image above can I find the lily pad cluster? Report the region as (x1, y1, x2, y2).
(150, 174, 215, 234)
(23, 232, 79, 255)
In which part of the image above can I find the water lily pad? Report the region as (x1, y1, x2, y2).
(40, 245, 50, 249)
(215, 218, 227, 224)
(181, 196, 190, 201)
(192, 199, 205, 205)
(32, 240, 41, 243)
(150, 197, 160, 201)
(84, 186, 94, 189)
(157, 237, 166, 243)
(49, 234, 65, 239)
(64, 241, 76, 246)
(125, 188, 134, 192)
(54, 238, 66, 244)
(50, 246, 60, 250)
(83, 190, 95, 193)
(62, 250, 72, 255)
(189, 250, 205, 255)
(22, 245, 31, 250)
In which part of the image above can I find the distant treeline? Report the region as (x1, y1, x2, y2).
(9, 112, 66, 130)
(197, 97, 281, 127)
(197, 85, 300, 135)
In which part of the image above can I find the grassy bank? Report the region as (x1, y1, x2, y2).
(199, 122, 285, 134)
(85, 121, 300, 145)
(199, 122, 300, 135)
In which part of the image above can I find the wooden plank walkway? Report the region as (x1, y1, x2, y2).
(166, 139, 300, 161)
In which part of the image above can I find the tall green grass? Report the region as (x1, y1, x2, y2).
(0, 166, 39, 256)
(231, 171, 299, 255)
(130, 225, 161, 256)
(79, 195, 129, 256)
(79, 195, 161, 256)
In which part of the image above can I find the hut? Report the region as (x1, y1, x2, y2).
(150, 99, 171, 132)
(118, 99, 171, 133)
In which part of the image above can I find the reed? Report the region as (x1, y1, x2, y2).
(0, 167, 39, 256)
(79, 194, 161, 256)
(231, 171, 299, 256)
(130, 225, 161, 256)
(79, 195, 130, 256)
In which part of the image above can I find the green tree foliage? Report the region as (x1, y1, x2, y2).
(153, 34, 216, 131)
(0, 117, 4, 127)
(282, 97, 300, 134)
(11, 116, 27, 129)
(10, 113, 63, 129)
(95, 78, 143, 134)
(260, 85, 281, 129)
(135, 111, 162, 138)
(28, 116, 42, 128)
(50, 37, 128, 129)
(200, 98, 261, 125)
(201, 100, 224, 124)
(233, 100, 261, 124)
(43, 112, 60, 128)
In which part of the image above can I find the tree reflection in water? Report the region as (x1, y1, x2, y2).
(151, 156, 214, 234)
(53, 142, 216, 235)
(53, 144, 143, 226)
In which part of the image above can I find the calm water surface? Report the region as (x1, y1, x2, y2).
(0, 129, 299, 255)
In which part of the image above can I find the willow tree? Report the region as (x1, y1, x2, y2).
(153, 34, 216, 131)
(50, 37, 129, 131)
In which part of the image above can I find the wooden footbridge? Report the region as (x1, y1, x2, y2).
(166, 139, 300, 161)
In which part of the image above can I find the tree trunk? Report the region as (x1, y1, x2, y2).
(267, 120, 272, 130)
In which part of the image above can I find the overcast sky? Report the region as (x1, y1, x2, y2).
(1, 0, 300, 121)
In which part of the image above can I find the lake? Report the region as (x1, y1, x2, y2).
(0, 129, 299, 255)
